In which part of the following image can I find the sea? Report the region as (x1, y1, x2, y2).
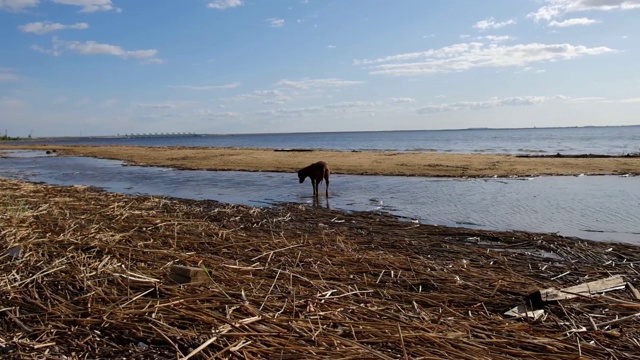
(1, 126, 639, 244)
(18, 126, 640, 155)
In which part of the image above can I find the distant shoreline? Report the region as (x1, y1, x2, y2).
(6, 124, 640, 141)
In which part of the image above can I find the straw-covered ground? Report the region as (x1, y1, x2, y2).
(1, 144, 640, 177)
(2, 177, 640, 359)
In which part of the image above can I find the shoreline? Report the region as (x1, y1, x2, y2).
(2, 144, 640, 177)
(1, 177, 639, 358)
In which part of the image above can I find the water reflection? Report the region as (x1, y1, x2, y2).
(1, 150, 639, 244)
(312, 197, 330, 209)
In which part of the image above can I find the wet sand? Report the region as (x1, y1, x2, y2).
(2, 144, 640, 177)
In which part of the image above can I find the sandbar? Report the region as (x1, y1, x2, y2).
(1, 144, 639, 177)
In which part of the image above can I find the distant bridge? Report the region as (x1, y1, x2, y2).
(122, 132, 200, 138)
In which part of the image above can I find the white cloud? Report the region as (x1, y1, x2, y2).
(0, 0, 122, 13)
(194, 110, 241, 119)
(417, 96, 550, 114)
(222, 89, 291, 104)
(325, 101, 376, 109)
(356, 42, 615, 76)
(0, 0, 38, 12)
(65, 40, 155, 58)
(138, 103, 179, 110)
(207, 0, 243, 10)
(168, 82, 241, 90)
(32, 37, 162, 63)
(31, 44, 60, 56)
(253, 90, 284, 97)
(276, 78, 363, 90)
(473, 17, 516, 31)
(19, 21, 89, 35)
(619, 97, 640, 103)
(529, 0, 640, 22)
(570, 96, 640, 103)
(260, 98, 292, 105)
(266, 18, 285, 27)
(548, 17, 598, 27)
(479, 35, 514, 42)
(256, 99, 396, 118)
(355, 43, 476, 66)
(51, 0, 120, 13)
(255, 106, 322, 118)
(389, 97, 416, 103)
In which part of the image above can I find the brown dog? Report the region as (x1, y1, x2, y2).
(298, 161, 330, 197)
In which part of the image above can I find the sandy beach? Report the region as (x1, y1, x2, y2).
(2, 144, 640, 177)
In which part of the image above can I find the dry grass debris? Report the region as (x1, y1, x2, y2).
(1, 178, 640, 359)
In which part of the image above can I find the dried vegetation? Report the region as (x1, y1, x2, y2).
(1, 178, 640, 359)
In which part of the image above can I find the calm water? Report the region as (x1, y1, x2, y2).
(1, 150, 639, 244)
(13, 126, 640, 155)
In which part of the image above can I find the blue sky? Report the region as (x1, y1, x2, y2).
(1, 0, 639, 137)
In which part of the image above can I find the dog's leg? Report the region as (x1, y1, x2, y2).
(325, 176, 329, 197)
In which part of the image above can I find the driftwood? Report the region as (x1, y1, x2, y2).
(168, 265, 211, 285)
(535, 275, 627, 302)
(2, 177, 640, 359)
(508, 275, 629, 321)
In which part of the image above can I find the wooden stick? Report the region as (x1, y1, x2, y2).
(251, 244, 304, 261)
(597, 312, 640, 328)
(627, 282, 640, 300)
(398, 323, 409, 360)
(4, 310, 32, 333)
(180, 326, 231, 360)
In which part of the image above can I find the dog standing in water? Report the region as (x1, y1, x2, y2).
(298, 161, 330, 197)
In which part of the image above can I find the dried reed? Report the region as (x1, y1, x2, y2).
(1, 178, 640, 359)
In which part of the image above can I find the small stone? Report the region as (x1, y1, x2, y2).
(5, 245, 22, 260)
(0, 345, 16, 354)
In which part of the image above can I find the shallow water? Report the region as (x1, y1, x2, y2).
(1, 150, 639, 244)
